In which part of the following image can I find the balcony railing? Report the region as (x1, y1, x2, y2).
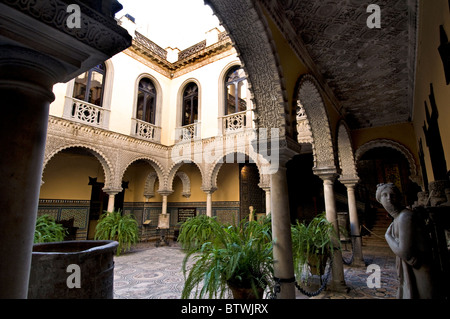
(133, 119, 161, 142)
(221, 111, 247, 133)
(176, 122, 200, 141)
(64, 97, 110, 128)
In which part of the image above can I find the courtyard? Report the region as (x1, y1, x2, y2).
(113, 241, 398, 300)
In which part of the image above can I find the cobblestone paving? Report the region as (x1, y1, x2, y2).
(113, 242, 398, 299)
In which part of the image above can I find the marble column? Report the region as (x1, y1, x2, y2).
(314, 168, 348, 292)
(270, 167, 295, 299)
(262, 187, 271, 215)
(340, 178, 365, 267)
(103, 188, 122, 213)
(202, 188, 217, 217)
(158, 191, 173, 215)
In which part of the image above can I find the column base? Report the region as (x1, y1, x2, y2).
(328, 280, 350, 294)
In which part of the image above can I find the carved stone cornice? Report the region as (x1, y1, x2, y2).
(129, 32, 235, 79)
(0, 0, 132, 82)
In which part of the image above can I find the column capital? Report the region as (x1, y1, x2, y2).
(103, 187, 122, 196)
(158, 190, 174, 197)
(201, 187, 217, 194)
(313, 166, 340, 182)
(339, 176, 360, 187)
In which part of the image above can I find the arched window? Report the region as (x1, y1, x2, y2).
(136, 78, 156, 124)
(72, 63, 106, 107)
(225, 66, 247, 115)
(182, 82, 199, 126)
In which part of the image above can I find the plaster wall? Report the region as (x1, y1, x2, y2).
(413, 0, 450, 181)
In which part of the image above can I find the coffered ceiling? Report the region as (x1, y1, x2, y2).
(263, 0, 418, 129)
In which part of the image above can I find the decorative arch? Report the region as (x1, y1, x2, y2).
(143, 171, 158, 198)
(42, 144, 114, 189)
(296, 74, 335, 169)
(208, 149, 268, 190)
(337, 121, 358, 179)
(176, 171, 191, 198)
(119, 156, 165, 191)
(166, 160, 205, 193)
(205, 0, 288, 134)
(355, 139, 422, 187)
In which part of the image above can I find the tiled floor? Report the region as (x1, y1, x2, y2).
(113, 241, 398, 299)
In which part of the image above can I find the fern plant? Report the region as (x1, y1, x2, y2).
(179, 214, 273, 299)
(94, 210, 139, 256)
(34, 215, 68, 243)
(291, 212, 341, 281)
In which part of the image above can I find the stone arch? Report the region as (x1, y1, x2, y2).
(296, 74, 336, 169)
(42, 144, 113, 188)
(355, 139, 422, 187)
(337, 121, 358, 179)
(208, 149, 268, 190)
(205, 0, 288, 135)
(166, 159, 205, 193)
(119, 156, 165, 191)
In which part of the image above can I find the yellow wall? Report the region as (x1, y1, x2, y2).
(40, 152, 105, 200)
(123, 161, 162, 203)
(169, 163, 240, 203)
(351, 122, 419, 163)
(214, 163, 240, 201)
(413, 0, 450, 181)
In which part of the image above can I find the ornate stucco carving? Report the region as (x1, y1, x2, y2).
(337, 122, 358, 181)
(3, 0, 131, 57)
(205, 0, 288, 135)
(296, 75, 336, 169)
(176, 171, 191, 198)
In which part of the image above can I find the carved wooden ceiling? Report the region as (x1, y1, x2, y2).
(263, 0, 418, 129)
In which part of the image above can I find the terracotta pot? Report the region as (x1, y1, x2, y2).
(228, 282, 265, 299)
(308, 253, 328, 276)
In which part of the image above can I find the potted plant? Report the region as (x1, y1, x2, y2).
(178, 214, 273, 299)
(94, 210, 139, 256)
(291, 212, 341, 281)
(34, 214, 68, 243)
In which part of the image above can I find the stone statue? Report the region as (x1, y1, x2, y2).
(376, 183, 437, 299)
